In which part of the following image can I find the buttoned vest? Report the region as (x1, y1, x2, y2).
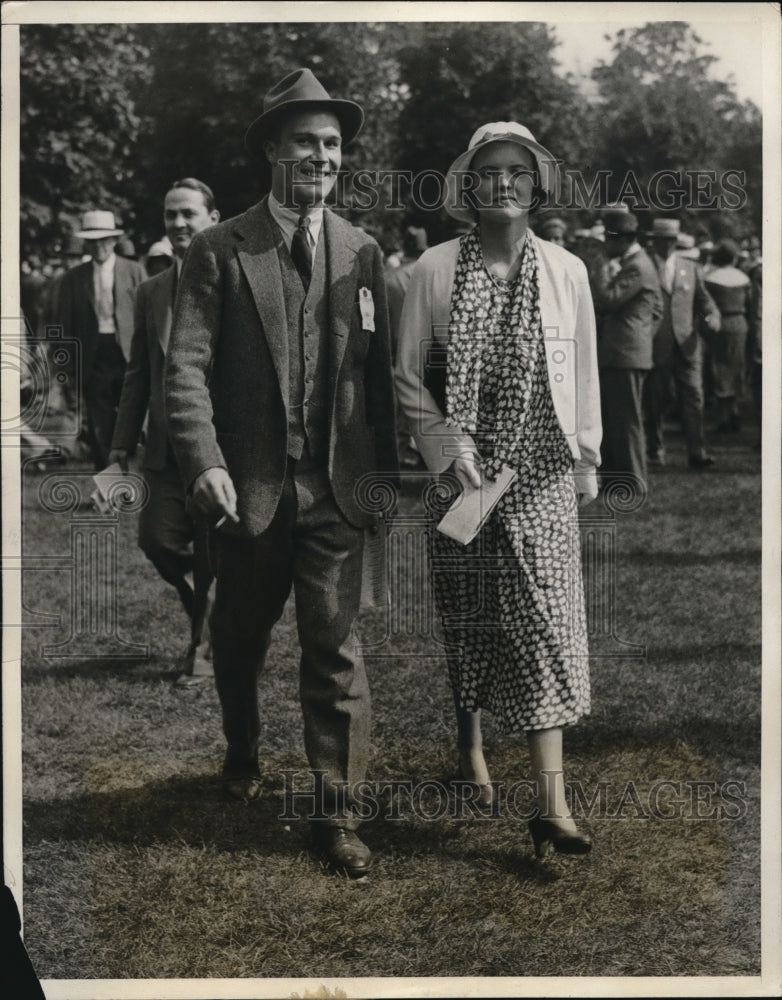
(278, 237, 330, 461)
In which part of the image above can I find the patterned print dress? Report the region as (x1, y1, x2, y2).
(431, 229, 590, 733)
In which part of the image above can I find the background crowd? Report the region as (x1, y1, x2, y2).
(17, 20, 762, 481)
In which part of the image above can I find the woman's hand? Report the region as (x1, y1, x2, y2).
(452, 453, 482, 490)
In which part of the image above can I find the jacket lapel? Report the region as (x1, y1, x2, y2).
(236, 199, 289, 410)
(154, 266, 174, 354)
(82, 261, 97, 319)
(324, 209, 359, 404)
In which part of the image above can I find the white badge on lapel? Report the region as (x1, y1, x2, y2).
(359, 287, 375, 332)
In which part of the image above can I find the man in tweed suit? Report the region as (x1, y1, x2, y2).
(110, 179, 220, 685)
(164, 69, 398, 878)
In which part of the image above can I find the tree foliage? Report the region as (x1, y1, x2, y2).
(19, 20, 762, 258)
(395, 22, 592, 241)
(591, 22, 761, 232)
(20, 24, 152, 254)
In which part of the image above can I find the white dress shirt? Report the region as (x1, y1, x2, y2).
(267, 193, 323, 264)
(93, 253, 116, 333)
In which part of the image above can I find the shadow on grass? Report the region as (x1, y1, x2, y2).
(22, 765, 567, 886)
(21, 656, 194, 686)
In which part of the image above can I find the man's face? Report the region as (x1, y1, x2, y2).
(86, 236, 116, 264)
(264, 110, 342, 209)
(605, 234, 626, 260)
(164, 187, 219, 257)
(653, 236, 678, 260)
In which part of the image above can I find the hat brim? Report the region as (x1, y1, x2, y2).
(245, 99, 364, 156)
(443, 132, 560, 224)
(75, 228, 124, 239)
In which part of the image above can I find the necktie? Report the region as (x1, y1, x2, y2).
(290, 215, 313, 289)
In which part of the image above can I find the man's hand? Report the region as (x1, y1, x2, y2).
(107, 448, 129, 472)
(192, 467, 239, 525)
(451, 453, 482, 490)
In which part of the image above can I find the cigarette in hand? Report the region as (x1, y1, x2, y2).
(214, 514, 227, 529)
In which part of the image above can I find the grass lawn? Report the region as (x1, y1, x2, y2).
(16, 413, 763, 990)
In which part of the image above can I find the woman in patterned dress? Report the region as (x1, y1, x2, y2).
(395, 122, 602, 857)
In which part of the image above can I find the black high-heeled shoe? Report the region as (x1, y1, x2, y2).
(527, 813, 592, 859)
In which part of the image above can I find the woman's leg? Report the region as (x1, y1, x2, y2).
(527, 726, 578, 833)
(454, 703, 491, 785)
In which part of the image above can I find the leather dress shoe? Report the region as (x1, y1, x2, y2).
(312, 827, 373, 878)
(688, 455, 716, 469)
(221, 754, 262, 802)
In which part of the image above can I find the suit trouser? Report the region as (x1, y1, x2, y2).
(84, 336, 126, 469)
(138, 461, 214, 672)
(209, 454, 369, 829)
(598, 368, 648, 497)
(643, 342, 707, 460)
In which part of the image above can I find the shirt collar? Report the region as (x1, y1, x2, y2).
(92, 252, 116, 272)
(622, 241, 641, 260)
(268, 192, 324, 248)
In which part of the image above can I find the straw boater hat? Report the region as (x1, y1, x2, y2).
(443, 121, 560, 224)
(540, 216, 567, 236)
(651, 218, 681, 238)
(244, 68, 364, 156)
(75, 210, 124, 239)
(146, 236, 174, 259)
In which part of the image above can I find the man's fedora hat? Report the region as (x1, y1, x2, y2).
(652, 218, 681, 238)
(443, 121, 560, 224)
(245, 68, 364, 156)
(75, 210, 124, 239)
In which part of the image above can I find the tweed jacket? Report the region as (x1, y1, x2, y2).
(111, 265, 176, 470)
(394, 233, 602, 498)
(651, 253, 720, 362)
(164, 198, 398, 537)
(592, 246, 663, 370)
(57, 254, 147, 373)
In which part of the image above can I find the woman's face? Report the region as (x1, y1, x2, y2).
(469, 141, 537, 221)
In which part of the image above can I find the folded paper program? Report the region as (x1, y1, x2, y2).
(436, 464, 517, 545)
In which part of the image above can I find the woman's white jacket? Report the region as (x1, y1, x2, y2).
(394, 233, 603, 497)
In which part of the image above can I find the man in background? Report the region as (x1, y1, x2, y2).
(592, 212, 662, 499)
(57, 210, 147, 468)
(644, 218, 720, 469)
(386, 225, 427, 468)
(110, 179, 220, 685)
